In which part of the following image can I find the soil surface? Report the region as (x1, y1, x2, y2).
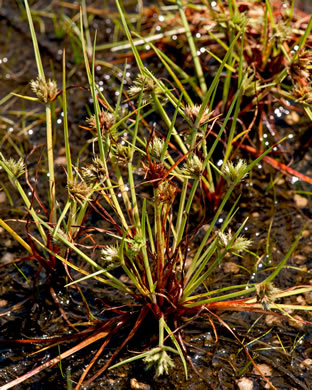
(0, 1, 312, 389)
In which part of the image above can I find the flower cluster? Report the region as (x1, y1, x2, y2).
(217, 230, 252, 254)
(3, 157, 25, 178)
(30, 77, 58, 104)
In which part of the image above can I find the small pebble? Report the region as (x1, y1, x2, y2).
(293, 194, 308, 208)
(223, 261, 240, 274)
(288, 314, 304, 329)
(0, 192, 6, 203)
(130, 378, 150, 390)
(0, 299, 8, 307)
(296, 295, 306, 305)
(285, 111, 300, 125)
(265, 314, 281, 326)
(302, 230, 309, 238)
(54, 156, 67, 166)
(294, 255, 307, 264)
(300, 358, 312, 369)
(236, 377, 253, 390)
(304, 291, 312, 304)
(1, 252, 14, 265)
(252, 363, 272, 376)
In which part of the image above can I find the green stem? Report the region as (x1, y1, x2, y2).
(46, 104, 56, 223)
(176, 0, 207, 94)
(153, 93, 187, 155)
(159, 314, 165, 346)
(155, 187, 164, 288)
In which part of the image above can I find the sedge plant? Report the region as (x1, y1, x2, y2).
(1, 1, 312, 389)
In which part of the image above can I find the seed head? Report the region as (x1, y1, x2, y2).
(141, 160, 167, 187)
(101, 244, 121, 270)
(30, 77, 58, 104)
(223, 159, 248, 182)
(127, 235, 144, 258)
(218, 230, 252, 254)
(293, 85, 312, 104)
(241, 70, 261, 97)
(128, 73, 163, 104)
(144, 348, 175, 376)
(3, 157, 25, 178)
(86, 110, 115, 136)
(81, 157, 107, 185)
(184, 104, 212, 126)
(273, 20, 292, 41)
(115, 144, 132, 167)
(256, 282, 281, 310)
(216, 10, 247, 31)
(182, 155, 203, 178)
(158, 181, 176, 204)
(67, 179, 91, 204)
(289, 50, 312, 85)
(148, 136, 165, 160)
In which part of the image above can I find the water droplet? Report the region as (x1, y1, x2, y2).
(211, 1, 217, 7)
(159, 15, 165, 22)
(3, 57, 8, 63)
(172, 35, 177, 41)
(258, 164, 262, 169)
(274, 108, 282, 118)
(218, 217, 223, 223)
(156, 25, 161, 32)
(8, 127, 13, 133)
(288, 134, 294, 139)
(217, 159, 223, 167)
(57, 118, 62, 125)
(28, 129, 34, 135)
(196, 33, 201, 38)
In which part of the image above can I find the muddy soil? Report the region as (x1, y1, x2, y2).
(0, 1, 312, 389)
